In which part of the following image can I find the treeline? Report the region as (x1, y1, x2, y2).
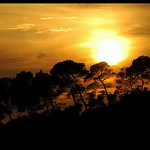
(0, 55, 150, 127)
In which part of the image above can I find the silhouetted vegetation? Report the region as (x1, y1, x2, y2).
(0, 56, 150, 129)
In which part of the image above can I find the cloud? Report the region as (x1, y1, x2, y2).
(63, 16, 79, 19)
(40, 16, 79, 20)
(34, 30, 47, 34)
(48, 28, 74, 32)
(8, 23, 35, 31)
(120, 24, 150, 36)
(37, 53, 46, 59)
(40, 17, 55, 20)
(34, 27, 75, 34)
(0, 57, 25, 64)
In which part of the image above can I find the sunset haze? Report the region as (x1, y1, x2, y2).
(0, 3, 150, 77)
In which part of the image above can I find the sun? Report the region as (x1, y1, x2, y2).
(79, 30, 130, 65)
(93, 37, 130, 65)
(95, 38, 123, 65)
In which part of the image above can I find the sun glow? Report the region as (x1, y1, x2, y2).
(80, 30, 130, 66)
(94, 38, 128, 65)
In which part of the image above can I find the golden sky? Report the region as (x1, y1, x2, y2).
(0, 3, 150, 77)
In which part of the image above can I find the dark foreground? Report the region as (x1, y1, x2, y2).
(1, 89, 150, 134)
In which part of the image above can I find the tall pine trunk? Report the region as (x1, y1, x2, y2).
(141, 79, 144, 91)
(67, 75, 77, 105)
(49, 96, 55, 111)
(43, 99, 50, 116)
(99, 79, 109, 101)
(73, 75, 87, 110)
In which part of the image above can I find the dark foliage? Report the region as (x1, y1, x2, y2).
(0, 56, 150, 131)
(1, 88, 150, 130)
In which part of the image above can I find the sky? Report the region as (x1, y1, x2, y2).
(0, 3, 150, 78)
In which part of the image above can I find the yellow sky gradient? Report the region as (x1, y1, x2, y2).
(0, 4, 150, 77)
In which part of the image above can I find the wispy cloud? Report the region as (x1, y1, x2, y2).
(120, 24, 150, 36)
(0, 56, 25, 64)
(8, 23, 35, 31)
(40, 16, 79, 20)
(34, 27, 75, 34)
(63, 16, 79, 19)
(48, 28, 74, 32)
(37, 53, 46, 59)
(34, 30, 47, 34)
(40, 17, 55, 20)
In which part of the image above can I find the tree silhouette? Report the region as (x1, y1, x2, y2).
(115, 67, 137, 92)
(110, 88, 150, 118)
(127, 55, 150, 91)
(11, 71, 37, 117)
(0, 103, 7, 124)
(85, 61, 115, 102)
(50, 60, 88, 110)
(86, 91, 97, 108)
(32, 70, 61, 115)
(0, 55, 150, 128)
(0, 78, 13, 121)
